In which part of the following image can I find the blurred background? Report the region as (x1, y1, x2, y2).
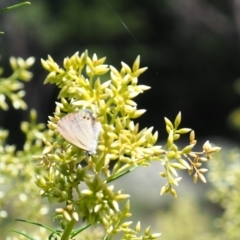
(1, 0, 240, 145)
(1, 0, 240, 239)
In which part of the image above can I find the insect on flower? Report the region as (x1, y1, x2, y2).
(57, 109, 101, 154)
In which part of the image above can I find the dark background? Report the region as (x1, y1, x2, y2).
(1, 0, 240, 147)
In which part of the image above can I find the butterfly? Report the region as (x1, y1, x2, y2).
(57, 109, 101, 154)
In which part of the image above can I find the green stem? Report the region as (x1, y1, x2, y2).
(0, 2, 31, 13)
(61, 219, 76, 240)
(107, 165, 138, 183)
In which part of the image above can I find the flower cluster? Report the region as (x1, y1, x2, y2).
(160, 113, 221, 197)
(0, 110, 54, 238)
(207, 147, 240, 239)
(0, 58, 56, 238)
(0, 57, 35, 110)
(38, 50, 162, 239)
(36, 50, 221, 239)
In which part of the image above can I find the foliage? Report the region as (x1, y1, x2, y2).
(0, 56, 34, 110)
(218, 77, 240, 239)
(0, 51, 221, 239)
(0, 57, 54, 238)
(34, 50, 219, 239)
(0, 2, 31, 34)
(207, 147, 240, 240)
(155, 198, 216, 240)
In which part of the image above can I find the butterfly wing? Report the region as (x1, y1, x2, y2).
(57, 113, 87, 150)
(91, 120, 101, 152)
(72, 110, 101, 153)
(57, 110, 101, 153)
(71, 110, 96, 151)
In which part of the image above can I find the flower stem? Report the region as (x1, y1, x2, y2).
(61, 219, 76, 240)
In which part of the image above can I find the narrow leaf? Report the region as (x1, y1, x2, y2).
(107, 166, 138, 183)
(10, 230, 36, 240)
(15, 219, 61, 236)
(0, 2, 31, 13)
(71, 223, 92, 238)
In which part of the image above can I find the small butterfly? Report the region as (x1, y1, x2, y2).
(57, 109, 101, 154)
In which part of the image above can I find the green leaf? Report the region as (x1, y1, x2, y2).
(10, 230, 36, 240)
(14, 219, 61, 237)
(0, 2, 31, 13)
(71, 223, 92, 238)
(107, 166, 138, 183)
